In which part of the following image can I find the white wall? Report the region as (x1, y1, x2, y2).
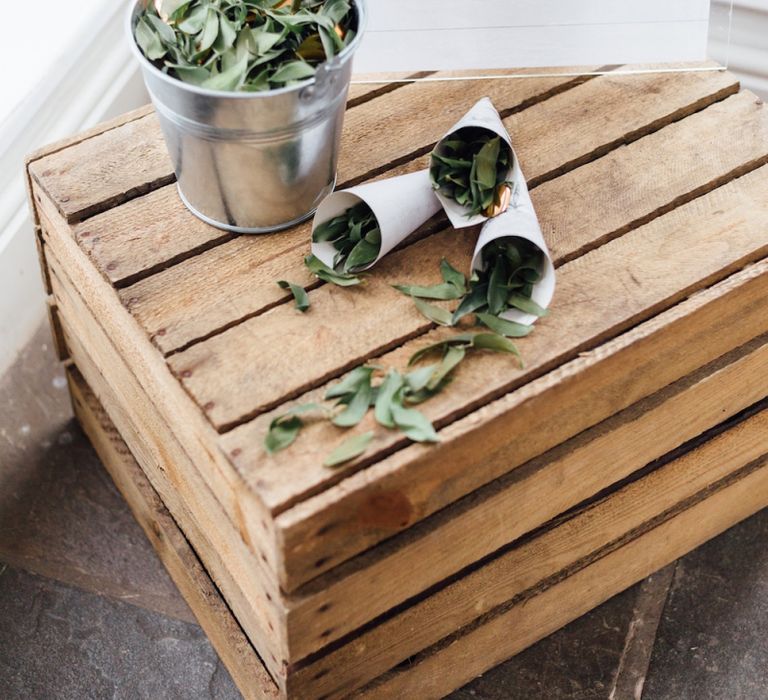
(355, 0, 711, 72)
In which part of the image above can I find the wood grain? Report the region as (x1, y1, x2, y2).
(47, 248, 289, 686)
(67, 368, 281, 700)
(358, 456, 768, 699)
(121, 83, 758, 359)
(219, 160, 768, 496)
(291, 405, 768, 697)
(168, 72, 746, 431)
(35, 188, 291, 676)
(279, 338, 768, 662)
(29, 112, 174, 223)
(73, 68, 584, 291)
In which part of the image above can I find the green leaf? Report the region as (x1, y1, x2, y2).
(202, 53, 249, 91)
(325, 366, 374, 400)
(390, 396, 439, 443)
(177, 5, 207, 34)
(374, 371, 404, 429)
(440, 258, 466, 293)
(324, 431, 374, 468)
(146, 14, 176, 44)
(344, 237, 379, 272)
(214, 15, 239, 54)
(452, 283, 488, 324)
(487, 259, 508, 316)
(196, 9, 219, 54)
(426, 344, 466, 391)
(393, 282, 463, 301)
(413, 298, 454, 327)
(304, 255, 363, 287)
(507, 294, 550, 317)
(271, 60, 316, 83)
(471, 333, 522, 360)
(476, 313, 533, 338)
(475, 136, 501, 190)
(264, 403, 323, 455)
(277, 280, 310, 312)
(168, 63, 210, 85)
(332, 375, 373, 428)
(408, 334, 477, 366)
(404, 364, 438, 394)
(135, 18, 167, 60)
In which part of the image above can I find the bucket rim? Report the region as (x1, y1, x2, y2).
(126, 0, 368, 100)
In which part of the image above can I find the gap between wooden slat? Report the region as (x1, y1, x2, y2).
(158, 71, 741, 378)
(209, 108, 759, 435)
(355, 453, 768, 698)
(103, 68, 605, 293)
(289, 396, 768, 673)
(346, 71, 435, 108)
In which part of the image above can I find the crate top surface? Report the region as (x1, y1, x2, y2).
(27, 62, 768, 539)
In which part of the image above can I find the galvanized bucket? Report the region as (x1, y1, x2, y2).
(127, 1, 367, 233)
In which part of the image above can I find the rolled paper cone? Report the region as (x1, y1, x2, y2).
(471, 160, 556, 327)
(432, 96, 516, 230)
(311, 169, 442, 271)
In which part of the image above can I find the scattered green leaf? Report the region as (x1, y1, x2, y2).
(277, 280, 310, 312)
(413, 297, 454, 326)
(324, 431, 374, 467)
(264, 403, 324, 454)
(475, 312, 532, 338)
(304, 254, 364, 287)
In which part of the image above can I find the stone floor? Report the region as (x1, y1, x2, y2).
(1, 322, 766, 700)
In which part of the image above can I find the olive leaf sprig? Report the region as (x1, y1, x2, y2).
(312, 202, 382, 273)
(264, 331, 521, 466)
(430, 127, 513, 218)
(456, 237, 549, 326)
(135, 0, 356, 92)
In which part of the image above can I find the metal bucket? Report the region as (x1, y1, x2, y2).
(126, 1, 367, 233)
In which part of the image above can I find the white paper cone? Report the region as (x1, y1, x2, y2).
(471, 159, 556, 327)
(311, 169, 441, 271)
(431, 97, 516, 230)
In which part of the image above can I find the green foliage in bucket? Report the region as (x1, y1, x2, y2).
(134, 0, 357, 91)
(430, 128, 514, 218)
(312, 201, 381, 273)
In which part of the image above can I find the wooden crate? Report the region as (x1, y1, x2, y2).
(27, 63, 768, 698)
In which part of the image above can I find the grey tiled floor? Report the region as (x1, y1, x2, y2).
(1, 322, 766, 699)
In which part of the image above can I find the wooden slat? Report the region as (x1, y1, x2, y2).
(244, 219, 768, 592)
(279, 336, 768, 662)
(357, 458, 768, 699)
(43, 67, 583, 284)
(46, 248, 289, 686)
(67, 367, 280, 700)
(168, 69, 743, 430)
(216, 158, 768, 478)
(121, 79, 755, 359)
(33, 179, 282, 574)
(32, 226, 52, 295)
(291, 404, 768, 697)
(29, 112, 174, 223)
(68, 358, 768, 700)
(536, 90, 768, 264)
